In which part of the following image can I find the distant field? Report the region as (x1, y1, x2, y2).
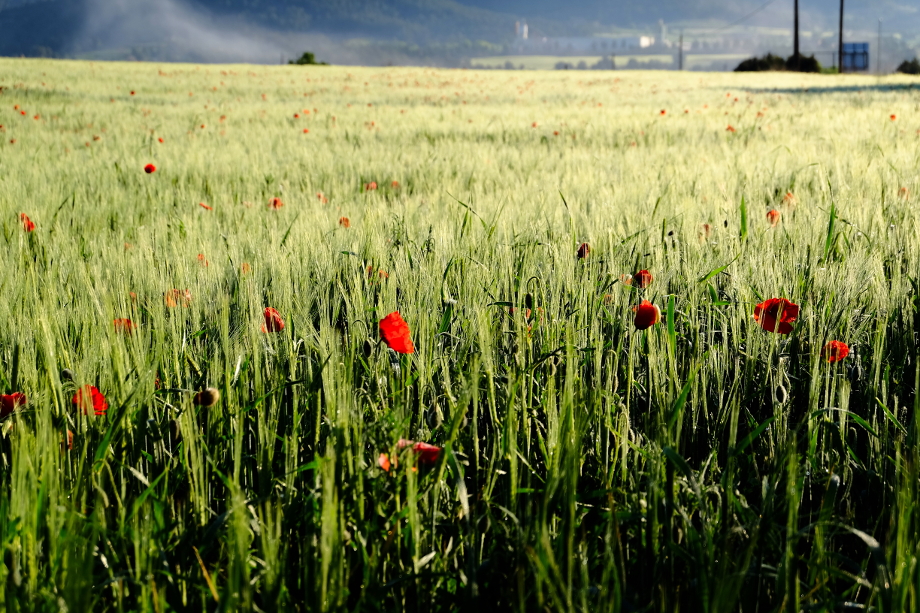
(472, 53, 750, 70)
(2, 59, 920, 611)
(472, 54, 675, 69)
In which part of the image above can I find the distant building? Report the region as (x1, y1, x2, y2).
(515, 20, 529, 40)
(534, 36, 654, 53)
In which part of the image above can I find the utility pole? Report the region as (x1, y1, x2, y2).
(838, 0, 844, 74)
(679, 30, 684, 70)
(877, 19, 882, 75)
(793, 0, 800, 70)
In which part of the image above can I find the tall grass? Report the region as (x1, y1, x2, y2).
(1, 58, 919, 611)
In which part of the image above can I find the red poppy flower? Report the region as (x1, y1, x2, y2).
(753, 298, 799, 334)
(365, 181, 378, 191)
(164, 288, 192, 307)
(783, 191, 796, 205)
(303, 128, 309, 133)
(199, 202, 212, 211)
(378, 452, 392, 472)
(268, 197, 283, 209)
(20, 213, 35, 232)
(158, 137, 164, 143)
(890, 114, 897, 121)
(262, 307, 284, 333)
(822, 340, 849, 363)
(338, 216, 350, 228)
(144, 163, 156, 174)
(577, 243, 590, 259)
(0, 393, 27, 418)
(767, 209, 780, 227)
(72, 385, 108, 416)
(113, 318, 136, 335)
(241, 262, 252, 275)
(197, 254, 209, 267)
(659, 109, 666, 115)
(367, 266, 388, 280)
(379, 311, 414, 354)
(398, 439, 441, 464)
(726, 125, 736, 132)
(317, 192, 328, 204)
(293, 113, 299, 118)
(634, 269, 653, 289)
(391, 180, 399, 188)
(130, 90, 135, 95)
(414, 442, 441, 463)
(633, 300, 661, 330)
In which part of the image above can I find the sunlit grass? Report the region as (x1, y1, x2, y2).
(0, 58, 919, 611)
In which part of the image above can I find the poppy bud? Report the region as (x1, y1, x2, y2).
(60, 368, 75, 382)
(193, 387, 220, 407)
(774, 384, 788, 405)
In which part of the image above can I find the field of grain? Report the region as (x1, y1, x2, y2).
(1, 58, 920, 611)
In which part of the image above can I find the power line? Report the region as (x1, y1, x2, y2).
(694, 0, 782, 36)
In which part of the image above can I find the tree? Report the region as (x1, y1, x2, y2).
(289, 52, 327, 66)
(896, 58, 920, 75)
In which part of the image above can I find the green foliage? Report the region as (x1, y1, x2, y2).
(896, 58, 920, 74)
(289, 51, 328, 65)
(735, 52, 821, 73)
(0, 59, 920, 611)
(735, 52, 787, 72)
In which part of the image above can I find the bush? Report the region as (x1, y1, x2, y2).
(735, 53, 786, 72)
(786, 53, 821, 72)
(897, 58, 920, 74)
(734, 53, 820, 73)
(289, 52, 328, 66)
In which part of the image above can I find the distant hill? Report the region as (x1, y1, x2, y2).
(0, 0, 917, 63)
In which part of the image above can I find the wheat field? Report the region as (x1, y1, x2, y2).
(1, 58, 920, 611)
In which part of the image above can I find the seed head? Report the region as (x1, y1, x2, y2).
(194, 387, 220, 407)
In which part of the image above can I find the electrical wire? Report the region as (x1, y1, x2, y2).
(693, 0, 782, 35)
